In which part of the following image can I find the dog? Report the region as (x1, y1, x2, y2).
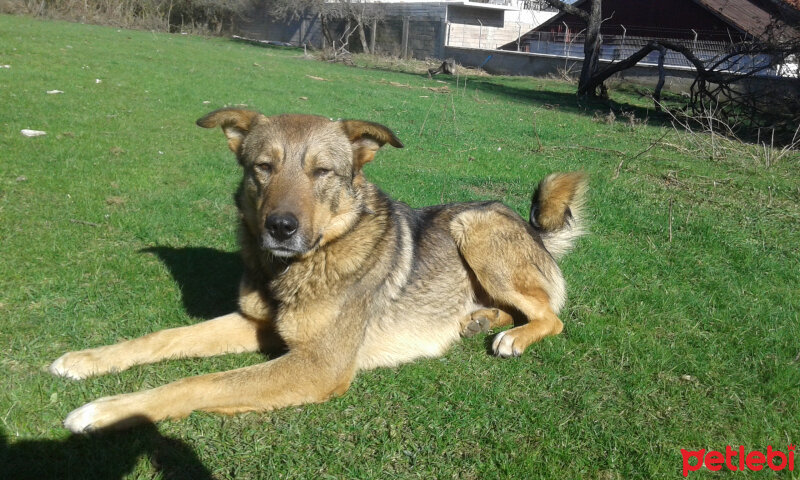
(50, 109, 588, 433)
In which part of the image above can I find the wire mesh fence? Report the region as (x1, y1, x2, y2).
(514, 32, 783, 76)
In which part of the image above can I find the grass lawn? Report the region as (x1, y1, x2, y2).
(1, 14, 799, 479)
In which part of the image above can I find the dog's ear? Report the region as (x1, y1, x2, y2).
(197, 108, 261, 153)
(340, 120, 404, 171)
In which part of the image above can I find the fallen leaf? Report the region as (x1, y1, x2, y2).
(425, 86, 450, 94)
(106, 196, 126, 206)
(299, 96, 308, 101)
(305, 75, 328, 81)
(16, 176, 27, 182)
(21, 129, 46, 137)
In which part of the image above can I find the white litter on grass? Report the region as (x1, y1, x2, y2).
(47, 90, 64, 94)
(21, 129, 47, 137)
(95, 78, 102, 84)
(1, 65, 10, 69)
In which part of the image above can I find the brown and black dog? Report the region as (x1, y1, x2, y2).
(50, 109, 588, 433)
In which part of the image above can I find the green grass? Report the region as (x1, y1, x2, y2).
(1, 15, 799, 479)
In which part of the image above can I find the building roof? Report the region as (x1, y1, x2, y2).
(452, 1, 518, 11)
(694, 0, 776, 37)
(512, 0, 796, 39)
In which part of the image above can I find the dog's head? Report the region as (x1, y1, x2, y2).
(198, 109, 403, 258)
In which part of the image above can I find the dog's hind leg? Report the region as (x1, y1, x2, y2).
(50, 312, 267, 380)
(488, 289, 563, 358)
(451, 206, 566, 357)
(460, 308, 513, 337)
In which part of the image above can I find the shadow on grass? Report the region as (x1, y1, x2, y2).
(371, 63, 680, 127)
(463, 76, 675, 123)
(0, 419, 213, 480)
(140, 245, 288, 354)
(141, 246, 243, 320)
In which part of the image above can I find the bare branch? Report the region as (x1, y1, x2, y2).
(542, 0, 590, 21)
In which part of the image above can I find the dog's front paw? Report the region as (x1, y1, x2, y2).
(63, 394, 147, 433)
(50, 349, 111, 380)
(491, 329, 528, 358)
(63, 400, 103, 433)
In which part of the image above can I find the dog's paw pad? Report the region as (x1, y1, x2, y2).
(491, 330, 523, 358)
(462, 315, 491, 338)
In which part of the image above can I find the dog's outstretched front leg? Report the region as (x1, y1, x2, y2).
(62, 353, 355, 433)
(50, 312, 265, 380)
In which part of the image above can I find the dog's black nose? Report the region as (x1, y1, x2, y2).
(265, 213, 299, 242)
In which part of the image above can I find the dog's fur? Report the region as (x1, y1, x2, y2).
(50, 110, 588, 433)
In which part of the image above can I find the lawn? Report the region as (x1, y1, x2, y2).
(1, 14, 798, 479)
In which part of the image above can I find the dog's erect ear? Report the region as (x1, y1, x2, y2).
(340, 120, 404, 171)
(197, 108, 261, 153)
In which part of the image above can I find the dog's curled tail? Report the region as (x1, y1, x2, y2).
(530, 172, 588, 261)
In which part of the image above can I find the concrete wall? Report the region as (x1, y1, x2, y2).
(446, 6, 532, 50)
(444, 46, 800, 97)
(237, 14, 325, 47)
(445, 45, 700, 91)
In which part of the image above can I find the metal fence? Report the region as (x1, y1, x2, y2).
(516, 32, 781, 76)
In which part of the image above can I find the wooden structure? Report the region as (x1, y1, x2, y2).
(501, 0, 799, 71)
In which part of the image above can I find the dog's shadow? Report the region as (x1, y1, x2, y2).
(0, 420, 214, 480)
(141, 246, 243, 319)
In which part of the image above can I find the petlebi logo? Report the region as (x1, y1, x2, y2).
(681, 445, 795, 477)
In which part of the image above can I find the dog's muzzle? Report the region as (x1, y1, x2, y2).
(262, 213, 307, 257)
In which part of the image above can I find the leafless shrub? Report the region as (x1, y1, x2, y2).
(659, 98, 800, 167)
(1, 0, 256, 34)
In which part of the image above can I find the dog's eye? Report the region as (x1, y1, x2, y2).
(255, 163, 273, 174)
(313, 167, 332, 178)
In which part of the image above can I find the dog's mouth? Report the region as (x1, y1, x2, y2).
(261, 233, 321, 258)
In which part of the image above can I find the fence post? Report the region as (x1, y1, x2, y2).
(402, 17, 410, 59)
(370, 18, 377, 54)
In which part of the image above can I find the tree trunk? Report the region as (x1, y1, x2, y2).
(576, 0, 602, 96)
(320, 16, 334, 48)
(653, 45, 667, 110)
(357, 18, 370, 54)
(545, 0, 603, 97)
